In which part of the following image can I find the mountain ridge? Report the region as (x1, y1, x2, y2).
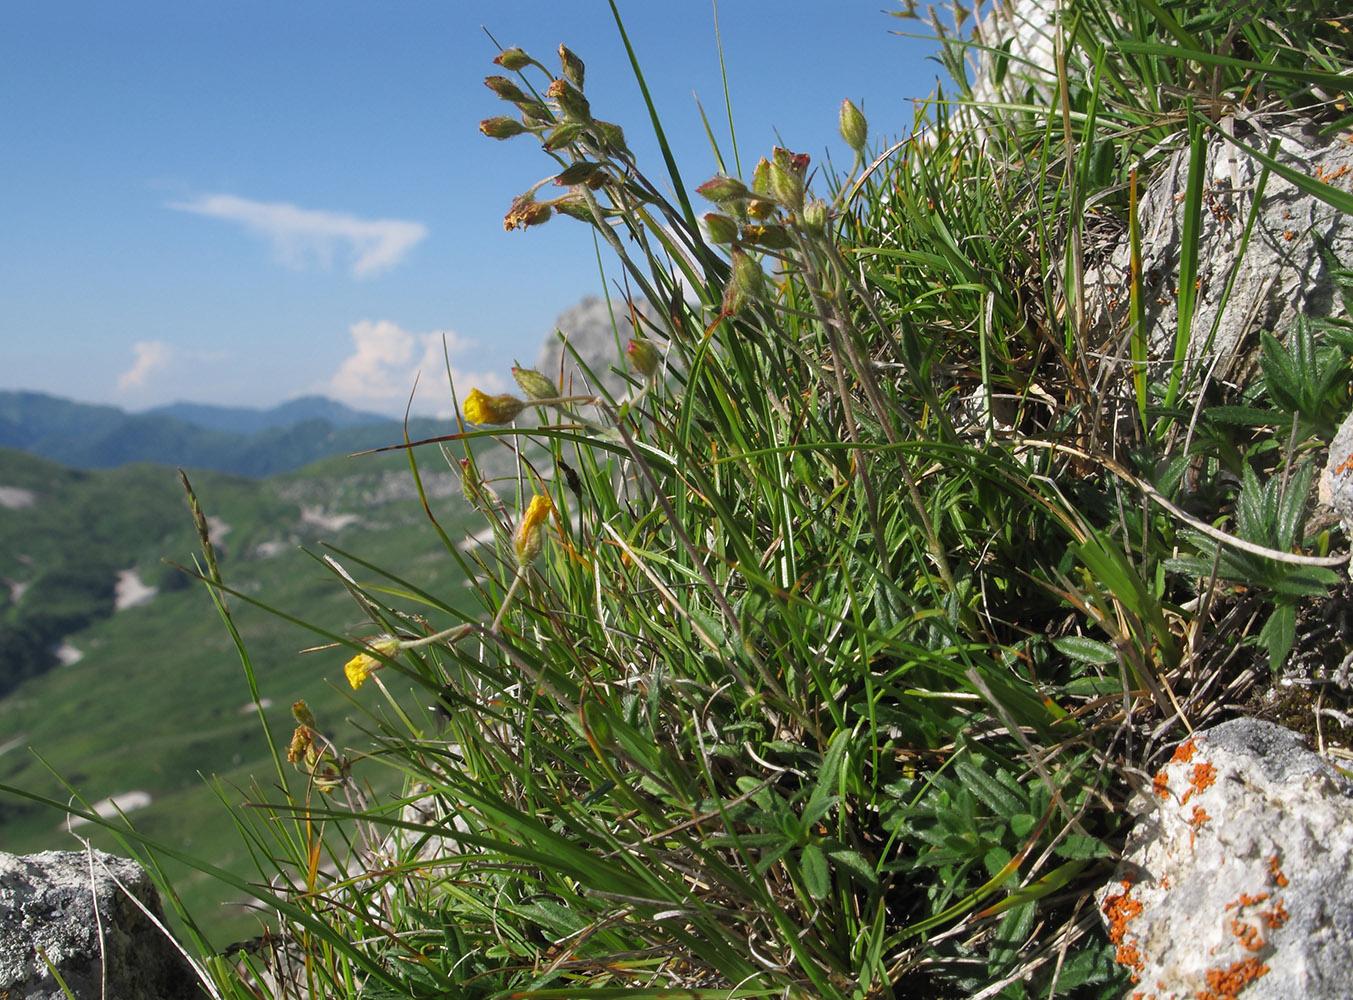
(0, 390, 444, 478)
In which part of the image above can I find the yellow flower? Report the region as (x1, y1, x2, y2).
(343, 637, 401, 690)
(463, 388, 527, 425)
(513, 493, 555, 566)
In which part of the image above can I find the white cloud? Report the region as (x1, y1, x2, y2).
(327, 320, 506, 412)
(168, 193, 427, 277)
(116, 340, 174, 391)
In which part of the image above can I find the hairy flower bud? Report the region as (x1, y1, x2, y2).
(839, 99, 868, 152)
(512, 366, 558, 400)
(546, 78, 592, 123)
(801, 199, 830, 235)
(554, 161, 603, 186)
(732, 246, 766, 299)
(291, 700, 318, 730)
(697, 174, 752, 204)
(494, 47, 532, 71)
(518, 101, 554, 123)
(551, 195, 595, 222)
(722, 247, 766, 315)
(591, 120, 629, 155)
(751, 157, 773, 197)
(627, 338, 661, 379)
(703, 212, 739, 244)
(513, 493, 555, 567)
(484, 75, 529, 103)
(770, 147, 806, 213)
(558, 44, 585, 90)
(463, 388, 527, 424)
(480, 116, 527, 139)
(742, 223, 793, 249)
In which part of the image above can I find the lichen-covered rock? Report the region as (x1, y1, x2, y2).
(1083, 119, 1353, 393)
(1097, 719, 1353, 998)
(0, 849, 203, 1000)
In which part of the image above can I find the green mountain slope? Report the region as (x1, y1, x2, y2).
(0, 445, 484, 943)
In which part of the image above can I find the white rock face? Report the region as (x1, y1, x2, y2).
(0, 487, 36, 510)
(65, 790, 153, 829)
(1084, 121, 1353, 391)
(114, 568, 158, 610)
(1097, 719, 1353, 998)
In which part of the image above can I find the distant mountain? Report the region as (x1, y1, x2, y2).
(147, 395, 389, 435)
(0, 390, 443, 477)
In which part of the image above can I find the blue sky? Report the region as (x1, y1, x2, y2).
(2, 1, 945, 418)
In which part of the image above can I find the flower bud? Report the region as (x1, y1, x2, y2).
(551, 195, 595, 222)
(558, 44, 585, 91)
(627, 338, 661, 379)
(752, 157, 773, 195)
(839, 99, 868, 152)
(801, 199, 830, 235)
(459, 459, 501, 514)
(519, 101, 554, 123)
(730, 247, 766, 309)
(463, 387, 527, 424)
(546, 78, 592, 123)
(770, 147, 805, 212)
(512, 366, 558, 400)
(742, 223, 794, 249)
(292, 700, 318, 729)
(344, 636, 401, 691)
(703, 212, 739, 244)
(485, 75, 529, 103)
(544, 122, 587, 152)
(591, 120, 629, 155)
(513, 493, 555, 567)
(480, 116, 527, 139)
(494, 47, 532, 71)
(554, 161, 603, 186)
(748, 198, 777, 221)
(697, 174, 752, 204)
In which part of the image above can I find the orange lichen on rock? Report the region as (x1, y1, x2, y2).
(1181, 761, 1217, 804)
(1170, 737, 1198, 763)
(1153, 769, 1171, 798)
(1199, 957, 1269, 999)
(1262, 899, 1289, 929)
(1267, 855, 1289, 888)
(1188, 805, 1211, 847)
(1230, 918, 1266, 952)
(1102, 877, 1145, 979)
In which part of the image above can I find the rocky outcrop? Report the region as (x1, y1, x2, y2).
(534, 294, 666, 401)
(1097, 719, 1353, 998)
(0, 849, 203, 1000)
(1083, 120, 1353, 393)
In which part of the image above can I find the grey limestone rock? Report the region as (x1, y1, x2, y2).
(1096, 718, 1353, 998)
(1083, 119, 1353, 394)
(0, 849, 203, 1000)
(534, 294, 665, 401)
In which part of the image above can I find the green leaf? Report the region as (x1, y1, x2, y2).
(826, 848, 880, 893)
(1052, 635, 1117, 665)
(800, 843, 830, 902)
(1010, 813, 1037, 838)
(1261, 604, 1297, 673)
